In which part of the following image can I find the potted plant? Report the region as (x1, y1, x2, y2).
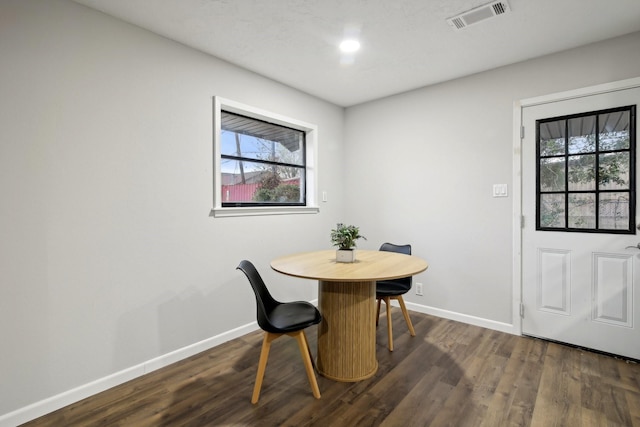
(331, 223, 366, 263)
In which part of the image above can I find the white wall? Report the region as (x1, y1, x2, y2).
(344, 31, 640, 326)
(0, 0, 345, 420)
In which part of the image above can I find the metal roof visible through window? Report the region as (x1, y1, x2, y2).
(539, 110, 630, 141)
(221, 111, 302, 152)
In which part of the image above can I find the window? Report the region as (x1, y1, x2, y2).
(212, 97, 318, 217)
(221, 112, 305, 206)
(536, 105, 636, 233)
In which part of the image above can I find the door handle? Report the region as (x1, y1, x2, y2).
(625, 243, 640, 249)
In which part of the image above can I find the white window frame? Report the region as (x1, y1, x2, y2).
(211, 96, 319, 218)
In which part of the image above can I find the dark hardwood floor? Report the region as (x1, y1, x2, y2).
(23, 311, 640, 426)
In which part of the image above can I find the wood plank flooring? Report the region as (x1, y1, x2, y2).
(23, 311, 640, 426)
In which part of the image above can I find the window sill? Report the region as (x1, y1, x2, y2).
(210, 206, 320, 218)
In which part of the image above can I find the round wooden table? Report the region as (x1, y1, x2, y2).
(271, 249, 428, 382)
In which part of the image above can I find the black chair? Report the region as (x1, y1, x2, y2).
(376, 243, 416, 351)
(237, 260, 322, 404)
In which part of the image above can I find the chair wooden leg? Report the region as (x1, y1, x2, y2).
(384, 296, 393, 351)
(396, 295, 416, 336)
(252, 332, 278, 404)
(376, 298, 382, 326)
(301, 328, 317, 370)
(292, 330, 321, 399)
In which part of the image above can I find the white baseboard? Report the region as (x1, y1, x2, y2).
(0, 322, 258, 427)
(404, 301, 517, 335)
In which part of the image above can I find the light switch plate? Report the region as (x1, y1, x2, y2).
(493, 184, 508, 197)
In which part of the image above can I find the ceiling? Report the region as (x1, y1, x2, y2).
(72, 0, 640, 107)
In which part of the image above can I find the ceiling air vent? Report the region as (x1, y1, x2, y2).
(447, 1, 511, 30)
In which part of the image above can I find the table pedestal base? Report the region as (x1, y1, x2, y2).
(317, 280, 377, 382)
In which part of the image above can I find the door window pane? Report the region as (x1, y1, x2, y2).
(568, 193, 595, 229)
(540, 158, 565, 191)
(568, 116, 596, 154)
(599, 152, 630, 190)
(540, 194, 565, 228)
(599, 110, 630, 151)
(568, 154, 596, 191)
(599, 192, 630, 230)
(539, 119, 566, 156)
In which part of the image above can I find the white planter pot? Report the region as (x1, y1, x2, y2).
(336, 249, 356, 263)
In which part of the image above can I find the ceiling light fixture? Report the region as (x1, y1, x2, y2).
(339, 39, 360, 53)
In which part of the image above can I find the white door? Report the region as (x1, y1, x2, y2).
(522, 86, 640, 360)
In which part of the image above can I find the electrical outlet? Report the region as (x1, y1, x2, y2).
(415, 283, 423, 296)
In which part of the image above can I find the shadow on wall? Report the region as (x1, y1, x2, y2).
(113, 274, 254, 372)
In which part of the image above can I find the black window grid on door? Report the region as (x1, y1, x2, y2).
(535, 105, 636, 234)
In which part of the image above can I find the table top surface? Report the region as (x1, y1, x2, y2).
(270, 249, 428, 282)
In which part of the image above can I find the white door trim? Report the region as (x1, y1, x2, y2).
(512, 76, 640, 335)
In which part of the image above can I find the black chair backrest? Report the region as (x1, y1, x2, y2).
(237, 260, 280, 332)
(379, 243, 412, 287)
